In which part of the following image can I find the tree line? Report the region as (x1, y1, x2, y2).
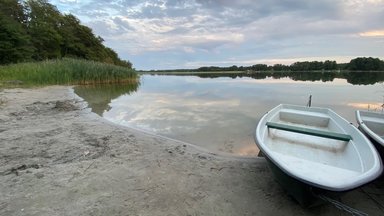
(0, 0, 132, 68)
(195, 58, 384, 72)
(146, 57, 384, 73)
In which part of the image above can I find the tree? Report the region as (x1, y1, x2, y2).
(0, 0, 33, 64)
(58, 14, 84, 58)
(323, 60, 337, 70)
(272, 64, 289, 71)
(251, 64, 268, 71)
(290, 61, 310, 71)
(25, 0, 62, 60)
(348, 57, 384, 71)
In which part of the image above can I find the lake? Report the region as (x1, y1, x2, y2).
(75, 72, 384, 156)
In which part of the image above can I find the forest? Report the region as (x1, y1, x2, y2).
(0, 0, 132, 68)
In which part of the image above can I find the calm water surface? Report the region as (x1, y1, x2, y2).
(75, 73, 384, 156)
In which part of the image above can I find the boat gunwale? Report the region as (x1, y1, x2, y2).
(356, 110, 384, 146)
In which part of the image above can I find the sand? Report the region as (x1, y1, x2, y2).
(1, 86, 384, 216)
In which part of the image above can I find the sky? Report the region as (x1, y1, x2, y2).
(49, 0, 384, 70)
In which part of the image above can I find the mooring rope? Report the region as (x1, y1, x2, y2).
(315, 194, 368, 216)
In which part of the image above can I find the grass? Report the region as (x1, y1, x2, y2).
(0, 58, 138, 86)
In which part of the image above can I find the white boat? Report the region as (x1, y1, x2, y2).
(255, 104, 382, 206)
(356, 110, 384, 154)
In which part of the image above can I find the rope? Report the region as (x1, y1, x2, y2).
(315, 194, 368, 216)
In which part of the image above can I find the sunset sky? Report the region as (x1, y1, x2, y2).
(49, 0, 384, 70)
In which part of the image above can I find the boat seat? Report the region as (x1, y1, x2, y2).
(266, 122, 352, 142)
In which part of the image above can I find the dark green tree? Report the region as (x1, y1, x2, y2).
(323, 60, 337, 70)
(272, 64, 290, 71)
(348, 57, 384, 71)
(0, 0, 33, 64)
(251, 64, 268, 71)
(58, 14, 85, 58)
(25, 0, 63, 60)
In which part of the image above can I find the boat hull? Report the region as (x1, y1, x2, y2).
(264, 157, 320, 206)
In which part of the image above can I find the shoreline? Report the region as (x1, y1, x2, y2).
(1, 86, 384, 215)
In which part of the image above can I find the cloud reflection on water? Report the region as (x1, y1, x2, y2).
(86, 75, 384, 156)
(104, 91, 242, 135)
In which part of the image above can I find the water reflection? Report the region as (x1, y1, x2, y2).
(75, 72, 384, 156)
(154, 72, 384, 85)
(342, 72, 384, 85)
(75, 82, 139, 115)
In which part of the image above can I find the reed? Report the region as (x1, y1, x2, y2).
(0, 58, 138, 85)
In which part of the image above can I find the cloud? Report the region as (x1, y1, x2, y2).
(360, 30, 384, 37)
(49, 0, 384, 69)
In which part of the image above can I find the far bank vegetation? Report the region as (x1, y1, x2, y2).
(147, 57, 384, 73)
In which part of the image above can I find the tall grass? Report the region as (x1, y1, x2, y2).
(0, 58, 138, 85)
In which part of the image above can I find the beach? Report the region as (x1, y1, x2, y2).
(1, 86, 383, 216)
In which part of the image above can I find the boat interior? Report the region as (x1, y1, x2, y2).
(264, 107, 364, 174)
(360, 111, 384, 137)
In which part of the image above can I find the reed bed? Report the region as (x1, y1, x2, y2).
(0, 58, 138, 85)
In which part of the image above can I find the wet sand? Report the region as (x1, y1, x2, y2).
(1, 86, 384, 215)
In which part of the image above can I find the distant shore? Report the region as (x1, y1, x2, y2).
(138, 70, 384, 74)
(1, 86, 383, 215)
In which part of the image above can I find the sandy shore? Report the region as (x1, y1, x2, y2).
(1, 86, 384, 216)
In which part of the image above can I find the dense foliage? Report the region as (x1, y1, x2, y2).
(348, 57, 384, 71)
(0, 0, 132, 68)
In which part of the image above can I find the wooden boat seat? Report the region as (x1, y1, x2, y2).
(266, 122, 352, 142)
